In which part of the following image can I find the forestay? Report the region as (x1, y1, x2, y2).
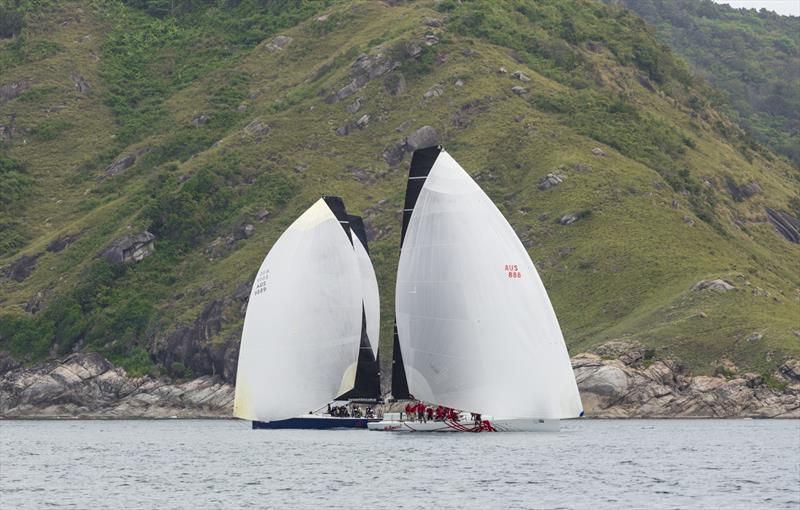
(234, 198, 363, 422)
(395, 150, 583, 419)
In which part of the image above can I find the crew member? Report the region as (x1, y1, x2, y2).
(416, 401, 425, 422)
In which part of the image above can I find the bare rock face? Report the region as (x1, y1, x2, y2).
(101, 231, 155, 265)
(47, 232, 81, 253)
(0, 353, 233, 418)
(3, 253, 41, 282)
(574, 342, 800, 418)
(692, 279, 735, 292)
(384, 73, 407, 96)
(765, 207, 800, 244)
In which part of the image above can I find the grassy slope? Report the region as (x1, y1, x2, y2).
(1, 0, 798, 380)
(610, 0, 800, 165)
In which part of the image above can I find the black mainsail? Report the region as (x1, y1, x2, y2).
(392, 145, 442, 400)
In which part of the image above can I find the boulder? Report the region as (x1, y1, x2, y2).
(691, 279, 735, 292)
(243, 119, 270, 137)
(256, 209, 270, 221)
(264, 35, 292, 52)
(779, 360, 800, 382)
(511, 86, 526, 95)
(70, 72, 90, 94)
(423, 84, 444, 100)
(538, 173, 565, 190)
(101, 231, 155, 265)
(405, 125, 439, 152)
(591, 147, 606, 156)
(424, 17, 443, 27)
(512, 70, 531, 82)
(346, 97, 362, 113)
(191, 114, 210, 127)
(356, 114, 370, 128)
(557, 214, 578, 225)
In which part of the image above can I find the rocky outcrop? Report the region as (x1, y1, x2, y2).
(0, 353, 232, 418)
(692, 279, 735, 292)
(538, 172, 565, 190)
(264, 35, 292, 53)
(3, 342, 797, 419)
(2, 253, 40, 282)
(765, 207, 800, 244)
(326, 52, 398, 104)
(101, 231, 155, 265)
(574, 342, 800, 418)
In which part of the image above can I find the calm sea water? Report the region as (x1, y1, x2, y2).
(1, 419, 798, 509)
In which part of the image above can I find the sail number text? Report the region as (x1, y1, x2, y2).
(253, 269, 270, 296)
(504, 264, 522, 279)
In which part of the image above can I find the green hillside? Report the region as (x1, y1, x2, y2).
(1, 0, 798, 384)
(609, 0, 800, 165)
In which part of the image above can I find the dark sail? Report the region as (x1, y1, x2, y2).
(392, 145, 442, 400)
(347, 215, 369, 254)
(337, 306, 381, 400)
(338, 213, 381, 400)
(322, 195, 352, 243)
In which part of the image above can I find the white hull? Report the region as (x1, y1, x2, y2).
(367, 418, 559, 433)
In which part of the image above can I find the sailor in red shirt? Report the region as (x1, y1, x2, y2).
(404, 402, 414, 421)
(435, 405, 444, 421)
(416, 402, 425, 422)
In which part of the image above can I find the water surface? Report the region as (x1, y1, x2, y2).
(1, 419, 798, 509)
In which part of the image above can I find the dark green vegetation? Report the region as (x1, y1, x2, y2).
(609, 0, 800, 165)
(1, 0, 798, 383)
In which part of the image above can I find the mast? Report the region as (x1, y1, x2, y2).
(337, 214, 381, 400)
(392, 146, 442, 400)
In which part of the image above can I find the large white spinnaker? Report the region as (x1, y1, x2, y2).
(395, 148, 583, 420)
(234, 198, 363, 422)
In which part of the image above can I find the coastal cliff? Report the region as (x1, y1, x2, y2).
(3, 343, 798, 419)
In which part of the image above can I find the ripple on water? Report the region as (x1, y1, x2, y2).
(0, 419, 798, 510)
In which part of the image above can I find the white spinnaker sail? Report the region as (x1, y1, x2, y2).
(234, 198, 363, 422)
(395, 150, 583, 419)
(353, 235, 380, 359)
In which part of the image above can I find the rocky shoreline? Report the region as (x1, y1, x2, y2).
(1, 343, 798, 419)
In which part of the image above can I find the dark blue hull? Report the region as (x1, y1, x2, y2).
(252, 417, 375, 429)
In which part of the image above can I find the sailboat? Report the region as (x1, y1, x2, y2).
(369, 147, 583, 432)
(233, 196, 381, 429)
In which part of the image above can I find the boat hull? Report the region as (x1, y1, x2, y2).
(253, 416, 377, 430)
(367, 418, 559, 432)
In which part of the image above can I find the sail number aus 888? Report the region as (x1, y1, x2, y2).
(504, 264, 522, 279)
